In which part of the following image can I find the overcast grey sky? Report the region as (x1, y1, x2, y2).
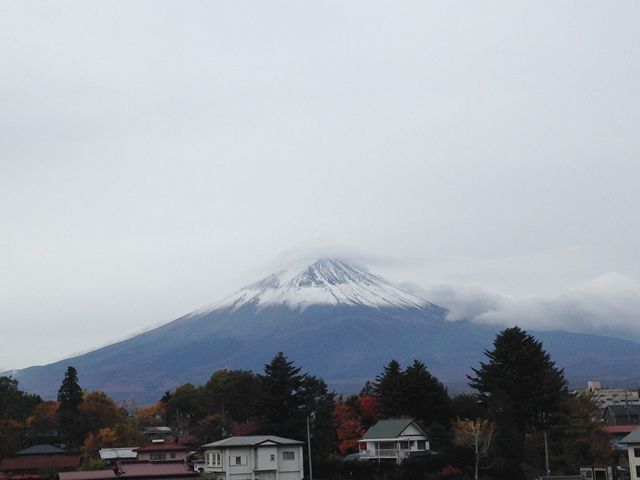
(2, 1, 639, 370)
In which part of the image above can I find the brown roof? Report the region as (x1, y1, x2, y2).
(135, 444, 188, 453)
(58, 471, 116, 480)
(0, 455, 81, 472)
(602, 424, 638, 434)
(117, 462, 197, 478)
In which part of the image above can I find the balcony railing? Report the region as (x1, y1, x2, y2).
(359, 448, 411, 459)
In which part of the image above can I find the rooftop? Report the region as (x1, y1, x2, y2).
(99, 447, 139, 460)
(361, 418, 424, 440)
(135, 443, 188, 453)
(601, 425, 638, 434)
(605, 405, 640, 416)
(621, 426, 640, 444)
(117, 461, 198, 478)
(59, 470, 116, 480)
(15, 444, 66, 456)
(0, 455, 81, 471)
(203, 435, 303, 448)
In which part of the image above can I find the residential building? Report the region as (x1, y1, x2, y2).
(603, 405, 640, 426)
(135, 442, 188, 461)
(357, 418, 430, 464)
(142, 426, 174, 442)
(201, 435, 304, 480)
(601, 424, 638, 450)
(621, 426, 640, 480)
(0, 454, 81, 479)
(578, 466, 614, 480)
(0, 444, 80, 478)
(99, 447, 139, 466)
(586, 381, 640, 410)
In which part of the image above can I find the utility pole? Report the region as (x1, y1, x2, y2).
(544, 431, 550, 477)
(306, 414, 313, 480)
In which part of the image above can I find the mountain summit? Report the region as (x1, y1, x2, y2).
(9, 257, 640, 403)
(211, 258, 429, 311)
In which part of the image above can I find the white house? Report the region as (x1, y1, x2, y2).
(357, 418, 430, 464)
(622, 426, 640, 480)
(201, 435, 304, 480)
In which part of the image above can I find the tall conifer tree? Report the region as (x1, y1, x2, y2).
(468, 327, 569, 480)
(56, 366, 84, 445)
(373, 359, 405, 418)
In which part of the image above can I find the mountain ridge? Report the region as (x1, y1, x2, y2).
(204, 258, 431, 312)
(7, 257, 640, 403)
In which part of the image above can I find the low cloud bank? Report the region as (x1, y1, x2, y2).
(423, 273, 640, 340)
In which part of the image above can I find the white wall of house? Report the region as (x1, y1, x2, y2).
(227, 446, 254, 478)
(628, 445, 640, 480)
(255, 446, 277, 471)
(401, 424, 422, 436)
(277, 445, 303, 480)
(204, 444, 303, 480)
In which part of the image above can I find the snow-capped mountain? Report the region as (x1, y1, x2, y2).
(9, 257, 640, 403)
(210, 258, 430, 311)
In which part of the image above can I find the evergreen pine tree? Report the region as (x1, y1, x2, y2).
(373, 360, 405, 418)
(260, 352, 307, 437)
(57, 366, 83, 412)
(56, 366, 85, 446)
(468, 327, 569, 480)
(402, 360, 451, 427)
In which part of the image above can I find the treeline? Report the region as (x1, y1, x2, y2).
(0, 366, 162, 469)
(0, 328, 613, 479)
(160, 352, 336, 462)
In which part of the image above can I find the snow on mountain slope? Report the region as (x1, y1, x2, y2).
(207, 258, 431, 312)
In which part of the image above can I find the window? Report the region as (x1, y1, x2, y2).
(232, 455, 246, 466)
(282, 451, 295, 461)
(399, 441, 409, 450)
(635, 447, 640, 458)
(170, 453, 176, 459)
(150, 453, 165, 460)
(270, 454, 275, 461)
(417, 440, 426, 450)
(207, 452, 222, 467)
(636, 466, 640, 478)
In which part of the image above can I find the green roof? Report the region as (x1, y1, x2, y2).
(621, 426, 640, 444)
(362, 418, 422, 440)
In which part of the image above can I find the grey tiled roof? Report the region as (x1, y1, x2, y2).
(16, 444, 66, 455)
(203, 435, 303, 448)
(621, 426, 640, 444)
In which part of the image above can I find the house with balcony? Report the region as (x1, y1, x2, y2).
(357, 418, 430, 464)
(201, 435, 304, 480)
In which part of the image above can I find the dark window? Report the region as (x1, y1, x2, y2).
(634, 447, 640, 457)
(417, 440, 426, 450)
(282, 451, 295, 460)
(636, 465, 640, 478)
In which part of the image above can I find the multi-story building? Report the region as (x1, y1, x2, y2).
(202, 435, 304, 480)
